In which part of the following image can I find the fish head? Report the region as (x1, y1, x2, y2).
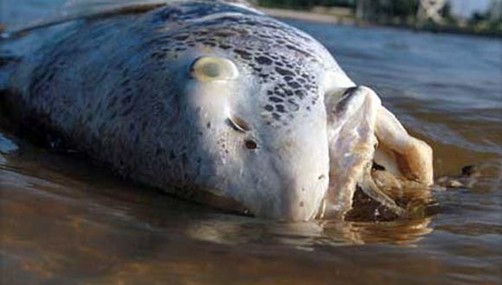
(133, 3, 357, 221)
(143, 2, 431, 221)
(181, 52, 334, 221)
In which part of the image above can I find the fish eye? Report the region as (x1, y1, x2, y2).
(190, 56, 238, 82)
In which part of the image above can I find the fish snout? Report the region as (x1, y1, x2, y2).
(247, 138, 329, 221)
(277, 172, 329, 221)
(254, 114, 329, 221)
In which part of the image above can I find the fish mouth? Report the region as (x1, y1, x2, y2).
(321, 86, 434, 220)
(318, 151, 435, 222)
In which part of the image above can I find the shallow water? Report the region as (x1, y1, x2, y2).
(1, 2, 502, 285)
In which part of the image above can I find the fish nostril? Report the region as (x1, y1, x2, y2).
(244, 139, 258, 150)
(318, 174, 326, 180)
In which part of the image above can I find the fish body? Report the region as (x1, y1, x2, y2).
(0, 0, 433, 221)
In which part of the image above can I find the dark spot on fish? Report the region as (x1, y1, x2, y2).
(244, 139, 257, 150)
(234, 49, 252, 60)
(287, 99, 300, 111)
(255, 56, 272, 65)
(287, 81, 301, 89)
(173, 34, 189, 41)
(203, 41, 217, 47)
(275, 67, 295, 77)
(294, 90, 306, 99)
(272, 113, 281, 120)
(264, 105, 274, 111)
(151, 52, 166, 60)
(269, 97, 283, 103)
(276, 105, 286, 113)
(215, 31, 235, 37)
(273, 88, 284, 97)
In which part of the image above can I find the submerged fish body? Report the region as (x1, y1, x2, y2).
(0, 0, 433, 221)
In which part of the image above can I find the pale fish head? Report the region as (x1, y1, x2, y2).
(127, 3, 354, 221)
(126, 2, 432, 221)
(181, 53, 332, 221)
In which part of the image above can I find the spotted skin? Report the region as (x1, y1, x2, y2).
(142, 1, 341, 124)
(2, 0, 364, 220)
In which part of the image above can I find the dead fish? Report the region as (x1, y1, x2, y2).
(0, 0, 433, 221)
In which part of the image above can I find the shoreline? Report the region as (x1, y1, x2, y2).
(258, 7, 356, 25)
(258, 7, 502, 38)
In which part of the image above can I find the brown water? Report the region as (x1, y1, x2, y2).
(1, 2, 502, 284)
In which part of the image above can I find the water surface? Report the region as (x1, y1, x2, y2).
(1, 2, 501, 284)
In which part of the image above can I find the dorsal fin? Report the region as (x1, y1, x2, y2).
(2, 1, 170, 40)
(1, 0, 253, 40)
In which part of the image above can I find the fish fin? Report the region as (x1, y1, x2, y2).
(374, 106, 434, 185)
(2, 1, 168, 39)
(324, 86, 411, 219)
(324, 86, 380, 218)
(2, 0, 256, 39)
(359, 168, 406, 217)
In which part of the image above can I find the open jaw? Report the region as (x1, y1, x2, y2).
(321, 86, 434, 220)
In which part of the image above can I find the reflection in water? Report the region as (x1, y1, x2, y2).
(0, 144, 434, 244)
(0, 143, 439, 284)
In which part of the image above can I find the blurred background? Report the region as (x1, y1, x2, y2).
(257, 0, 501, 37)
